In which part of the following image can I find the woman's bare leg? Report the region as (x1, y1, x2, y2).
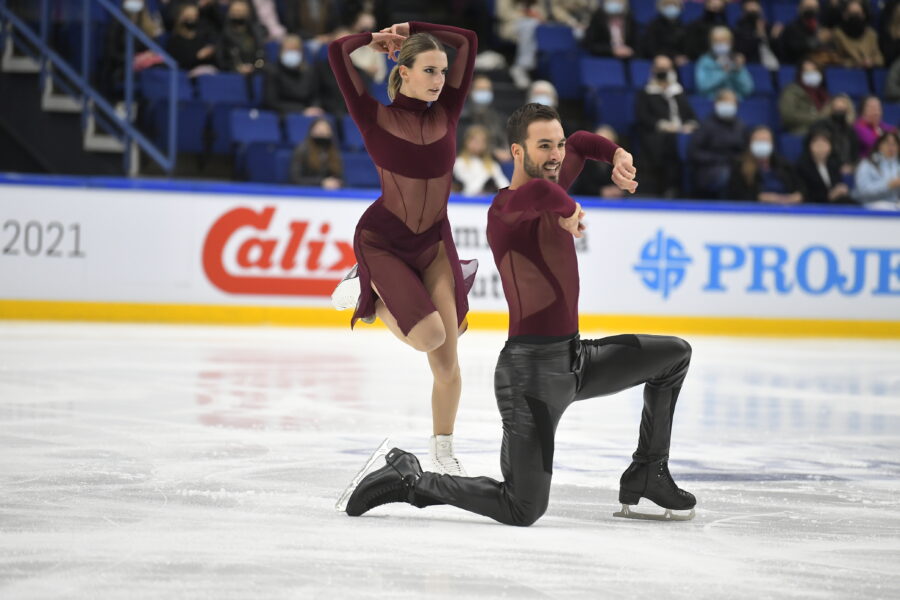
(372, 285, 445, 353)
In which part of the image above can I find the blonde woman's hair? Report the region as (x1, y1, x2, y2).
(459, 125, 496, 171)
(387, 33, 444, 101)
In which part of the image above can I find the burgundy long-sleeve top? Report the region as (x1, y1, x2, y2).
(328, 22, 476, 234)
(487, 131, 620, 338)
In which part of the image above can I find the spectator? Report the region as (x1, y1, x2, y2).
(495, 0, 544, 89)
(99, 0, 163, 98)
(810, 94, 859, 174)
(583, 0, 638, 59)
(344, 12, 386, 87)
(696, 27, 754, 99)
(853, 131, 900, 210)
(684, 0, 729, 61)
(635, 54, 698, 197)
(216, 0, 266, 75)
(453, 125, 510, 197)
(166, 4, 217, 73)
(796, 130, 852, 204)
(527, 79, 558, 108)
(775, 0, 837, 66)
(831, 0, 883, 69)
(638, 0, 689, 65)
(459, 75, 511, 162)
(688, 88, 748, 198)
(249, 0, 286, 42)
(571, 125, 627, 198)
(733, 0, 780, 70)
(881, 3, 900, 66)
(290, 118, 343, 189)
(281, 0, 340, 41)
(198, 0, 234, 37)
(886, 56, 900, 102)
(727, 125, 804, 204)
(263, 35, 326, 116)
(778, 59, 829, 136)
(855, 96, 897, 158)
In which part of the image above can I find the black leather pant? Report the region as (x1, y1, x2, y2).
(412, 334, 692, 526)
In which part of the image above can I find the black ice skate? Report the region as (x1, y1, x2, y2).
(335, 439, 423, 517)
(614, 458, 696, 521)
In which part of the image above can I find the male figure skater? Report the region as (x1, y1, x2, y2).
(337, 103, 697, 524)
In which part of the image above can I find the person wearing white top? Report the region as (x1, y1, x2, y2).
(853, 130, 900, 210)
(453, 125, 510, 196)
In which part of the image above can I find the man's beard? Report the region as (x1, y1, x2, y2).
(523, 147, 559, 183)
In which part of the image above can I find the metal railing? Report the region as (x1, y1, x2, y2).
(0, 0, 178, 174)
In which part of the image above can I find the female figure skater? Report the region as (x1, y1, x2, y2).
(327, 22, 478, 475)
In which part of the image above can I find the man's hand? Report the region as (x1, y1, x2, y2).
(558, 202, 586, 238)
(611, 148, 638, 194)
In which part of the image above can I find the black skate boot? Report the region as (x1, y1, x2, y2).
(616, 458, 696, 521)
(338, 443, 423, 517)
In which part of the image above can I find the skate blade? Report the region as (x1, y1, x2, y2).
(335, 437, 393, 513)
(613, 504, 695, 522)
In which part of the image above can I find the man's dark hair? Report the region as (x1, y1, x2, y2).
(506, 103, 561, 147)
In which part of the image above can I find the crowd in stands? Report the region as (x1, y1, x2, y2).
(80, 0, 900, 209)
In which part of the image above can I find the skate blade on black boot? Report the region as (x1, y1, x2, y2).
(614, 460, 696, 521)
(614, 500, 695, 522)
(335, 437, 393, 513)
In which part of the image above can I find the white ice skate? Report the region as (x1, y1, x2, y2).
(429, 434, 467, 477)
(613, 503, 695, 522)
(335, 437, 393, 512)
(331, 265, 375, 324)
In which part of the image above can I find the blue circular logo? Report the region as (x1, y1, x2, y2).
(633, 230, 692, 299)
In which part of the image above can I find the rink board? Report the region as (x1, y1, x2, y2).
(1, 176, 899, 337)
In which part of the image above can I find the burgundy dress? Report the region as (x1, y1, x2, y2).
(327, 22, 478, 335)
(486, 131, 620, 338)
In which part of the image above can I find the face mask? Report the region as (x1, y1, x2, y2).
(605, 1, 625, 15)
(801, 70, 822, 87)
(530, 94, 555, 107)
(311, 136, 332, 148)
(281, 50, 302, 68)
(123, 0, 143, 13)
(712, 42, 731, 56)
(230, 17, 248, 27)
(832, 110, 847, 123)
(842, 15, 866, 37)
(181, 20, 198, 31)
(660, 5, 681, 20)
(654, 70, 669, 82)
(472, 89, 493, 105)
(801, 8, 817, 20)
(743, 11, 760, 22)
(715, 101, 737, 119)
(750, 140, 773, 159)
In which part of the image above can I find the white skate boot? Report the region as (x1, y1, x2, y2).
(331, 265, 374, 324)
(429, 434, 467, 476)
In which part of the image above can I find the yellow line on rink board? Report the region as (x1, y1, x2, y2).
(1, 300, 899, 339)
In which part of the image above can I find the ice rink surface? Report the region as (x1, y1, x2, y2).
(1, 322, 899, 599)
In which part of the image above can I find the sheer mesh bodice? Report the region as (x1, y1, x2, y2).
(487, 132, 620, 338)
(328, 22, 476, 234)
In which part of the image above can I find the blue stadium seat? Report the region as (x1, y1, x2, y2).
(778, 133, 804, 163)
(536, 25, 576, 53)
(777, 65, 796, 91)
(883, 102, 900, 125)
(629, 59, 652, 88)
(725, 2, 741, 26)
(138, 69, 193, 102)
(682, 3, 704, 22)
(746, 64, 774, 96)
(580, 57, 628, 90)
(244, 142, 285, 183)
(341, 151, 380, 188)
(678, 62, 695, 93)
(737, 96, 772, 128)
(196, 73, 250, 105)
(873, 68, 888, 98)
(631, 0, 658, 25)
(592, 90, 635, 134)
(340, 114, 365, 151)
(152, 99, 208, 154)
(825, 67, 870, 98)
(274, 147, 294, 184)
(676, 133, 693, 196)
(284, 113, 337, 145)
(230, 108, 282, 145)
(369, 80, 391, 106)
(771, 2, 797, 24)
(265, 40, 280, 65)
(688, 94, 714, 121)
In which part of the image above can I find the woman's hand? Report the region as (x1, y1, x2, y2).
(611, 148, 638, 194)
(380, 22, 410, 38)
(369, 32, 406, 59)
(558, 202, 586, 238)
